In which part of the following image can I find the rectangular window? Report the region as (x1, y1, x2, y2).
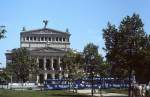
(56, 37, 58, 41)
(26, 37, 29, 40)
(39, 59, 44, 70)
(41, 37, 44, 41)
(34, 37, 36, 41)
(49, 37, 51, 41)
(30, 37, 33, 41)
(45, 37, 47, 41)
(63, 38, 65, 41)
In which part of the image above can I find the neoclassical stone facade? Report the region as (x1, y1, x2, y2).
(20, 28, 70, 50)
(6, 27, 71, 84)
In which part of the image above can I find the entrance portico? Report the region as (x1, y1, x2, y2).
(31, 47, 66, 84)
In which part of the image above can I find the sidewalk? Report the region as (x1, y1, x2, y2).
(76, 89, 128, 97)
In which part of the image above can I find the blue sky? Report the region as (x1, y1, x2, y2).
(0, 0, 150, 67)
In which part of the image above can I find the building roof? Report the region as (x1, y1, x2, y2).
(20, 28, 71, 36)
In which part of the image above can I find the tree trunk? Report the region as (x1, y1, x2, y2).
(128, 65, 132, 97)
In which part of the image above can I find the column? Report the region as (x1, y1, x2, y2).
(36, 57, 39, 84)
(51, 57, 54, 70)
(36, 75, 39, 84)
(44, 73, 47, 80)
(58, 56, 61, 71)
(44, 57, 47, 80)
(52, 73, 55, 84)
(44, 57, 46, 70)
(58, 56, 62, 79)
(36, 57, 39, 67)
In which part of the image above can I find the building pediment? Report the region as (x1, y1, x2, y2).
(31, 47, 66, 53)
(21, 28, 70, 36)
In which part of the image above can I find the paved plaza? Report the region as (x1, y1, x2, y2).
(76, 89, 128, 97)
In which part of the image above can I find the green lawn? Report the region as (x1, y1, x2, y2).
(0, 89, 91, 97)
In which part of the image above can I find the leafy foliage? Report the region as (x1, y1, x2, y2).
(61, 50, 84, 80)
(99, 61, 111, 77)
(83, 43, 105, 76)
(0, 26, 6, 39)
(103, 13, 150, 83)
(0, 69, 10, 83)
(6, 48, 38, 82)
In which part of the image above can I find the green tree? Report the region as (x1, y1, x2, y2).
(99, 61, 111, 77)
(83, 43, 103, 96)
(135, 35, 150, 83)
(0, 26, 8, 83)
(6, 48, 38, 83)
(0, 69, 10, 84)
(61, 50, 84, 92)
(0, 26, 6, 39)
(103, 13, 146, 97)
(83, 43, 103, 75)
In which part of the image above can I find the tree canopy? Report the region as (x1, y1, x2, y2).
(83, 43, 104, 76)
(61, 50, 84, 80)
(103, 13, 150, 83)
(0, 26, 6, 40)
(6, 48, 38, 82)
